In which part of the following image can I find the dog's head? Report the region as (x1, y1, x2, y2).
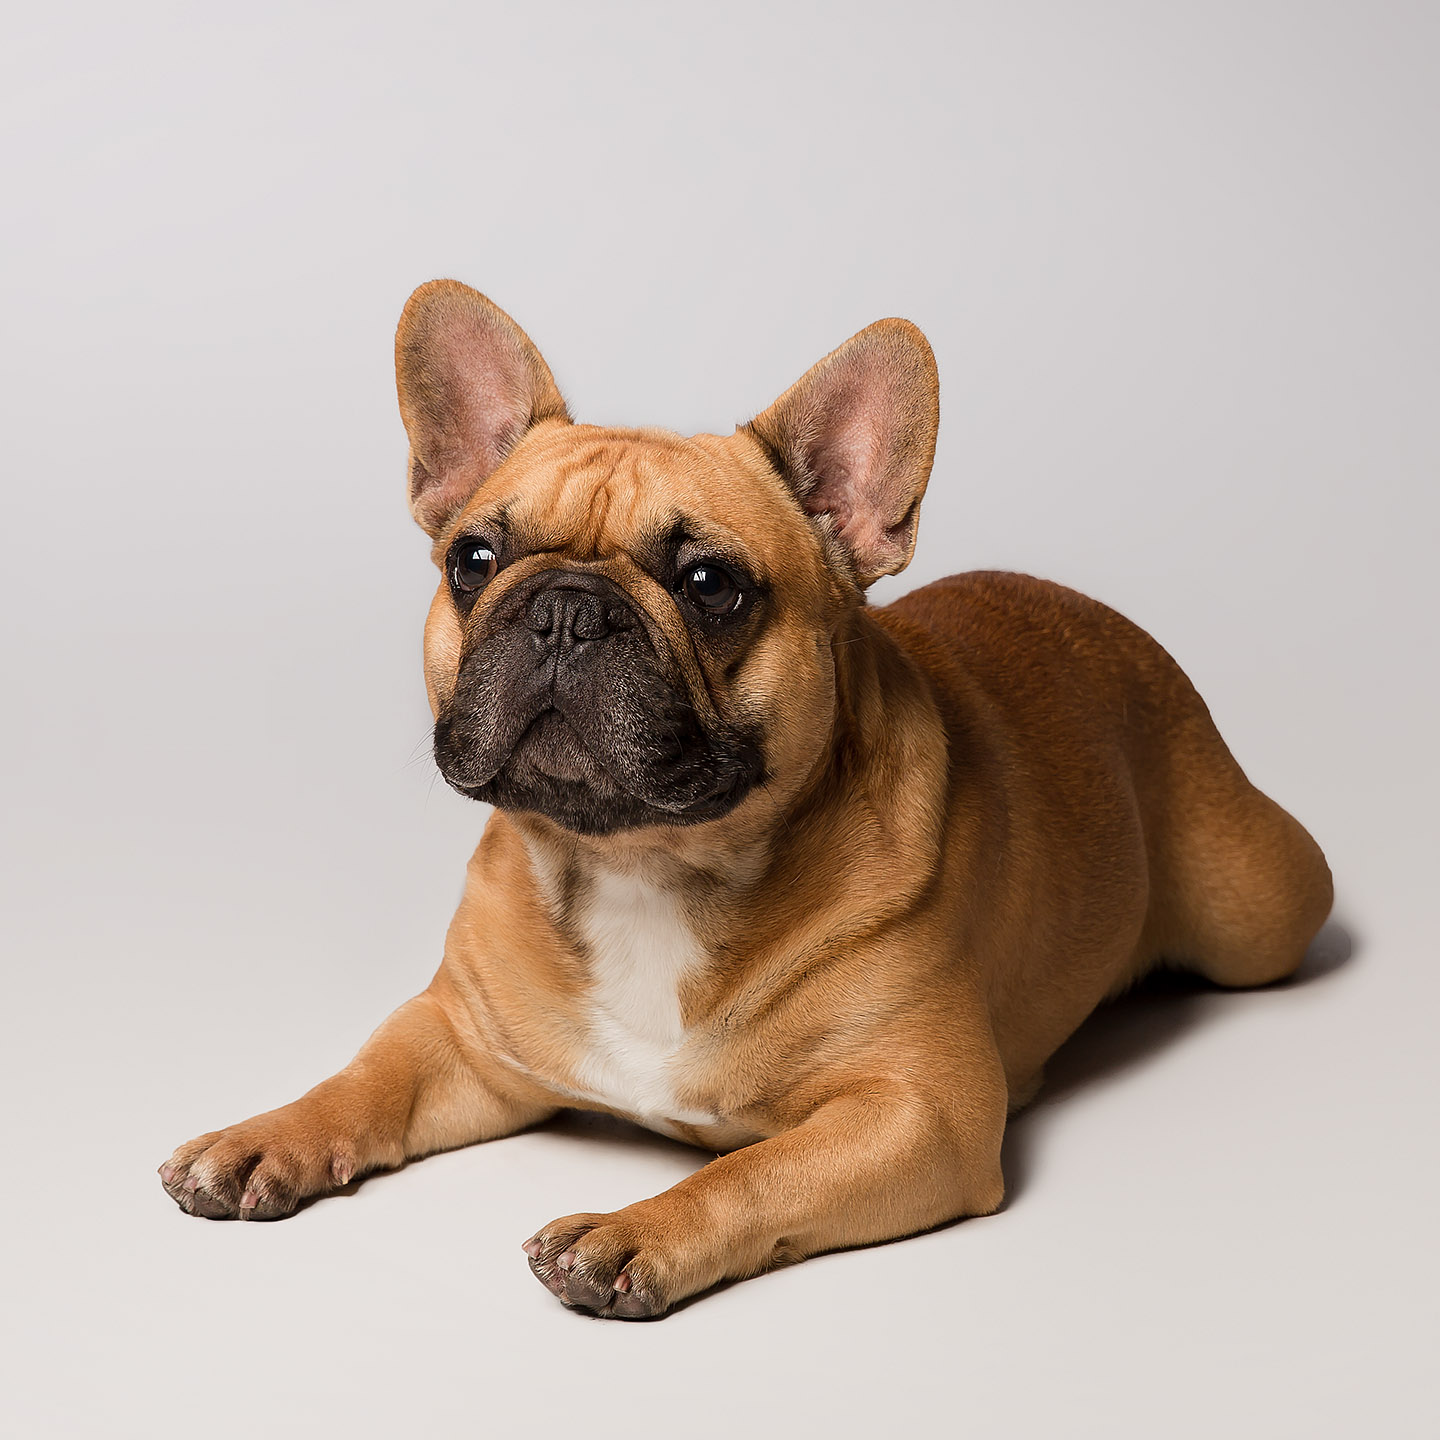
(396, 280, 939, 837)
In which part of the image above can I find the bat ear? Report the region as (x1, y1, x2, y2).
(745, 319, 939, 586)
(395, 280, 570, 536)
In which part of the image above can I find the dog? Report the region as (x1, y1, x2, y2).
(159, 280, 1333, 1318)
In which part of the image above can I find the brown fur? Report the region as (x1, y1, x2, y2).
(160, 282, 1332, 1318)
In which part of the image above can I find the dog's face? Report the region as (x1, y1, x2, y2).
(418, 424, 838, 836)
(395, 282, 939, 838)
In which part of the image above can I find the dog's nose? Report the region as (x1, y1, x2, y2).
(525, 585, 625, 653)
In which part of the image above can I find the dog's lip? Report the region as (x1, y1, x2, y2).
(456, 781, 748, 821)
(513, 709, 601, 784)
(454, 743, 760, 818)
(509, 703, 704, 810)
(439, 693, 764, 820)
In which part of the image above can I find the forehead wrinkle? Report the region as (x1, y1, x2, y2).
(606, 445, 667, 541)
(582, 454, 617, 558)
(558, 444, 620, 558)
(504, 430, 757, 563)
(560, 440, 664, 560)
(502, 440, 608, 553)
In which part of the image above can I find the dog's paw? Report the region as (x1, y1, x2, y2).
(522, 1212, 682, 1319)
(158, 1112, 358, 1221)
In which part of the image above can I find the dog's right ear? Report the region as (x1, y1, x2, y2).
(395, 280, 570, 536)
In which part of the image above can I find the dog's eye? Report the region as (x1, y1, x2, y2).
(452, 542, 498, 593)
(681, 562, 741, 615)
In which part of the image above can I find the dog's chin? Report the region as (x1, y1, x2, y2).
(441, 711, 762, 836)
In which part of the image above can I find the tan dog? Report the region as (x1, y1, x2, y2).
(159, 280, 1333, 1318)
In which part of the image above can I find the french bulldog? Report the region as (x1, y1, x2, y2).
(159, 280, 1333, 1318)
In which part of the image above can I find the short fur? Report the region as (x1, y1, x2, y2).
(160, 281, 1332, 1318)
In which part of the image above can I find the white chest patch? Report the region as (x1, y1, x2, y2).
(568, 868, 717, 1135)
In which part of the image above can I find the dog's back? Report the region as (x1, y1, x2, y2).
(878, 570, 1333, 1092)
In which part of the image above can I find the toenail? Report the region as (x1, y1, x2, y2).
(184, 1175, 200, 1192)
(159, 1164, 176, 1184)
(557, 1250, 575, 1270)
(240, 1190, 258, 1210)
(615, 1272, 631, 1292)
(522, 1239, 542, 1258)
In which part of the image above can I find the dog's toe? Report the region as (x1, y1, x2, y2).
(524, 1214, 670, 1319)
(158, 1119, 351, 1221)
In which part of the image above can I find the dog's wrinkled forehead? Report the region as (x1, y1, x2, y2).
(444, 422, 814, 588)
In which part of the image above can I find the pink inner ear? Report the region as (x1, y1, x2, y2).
(801, 374, 910, 565)
(403, 301, 564, 535)
(748, 316, 936, 584)
(425, 312, 536, 478)
(397, 282, 571, 537)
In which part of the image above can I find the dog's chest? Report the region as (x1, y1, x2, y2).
(567, 869, 718, 1136)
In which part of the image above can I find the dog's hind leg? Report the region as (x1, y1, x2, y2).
(1143, 708, 1333, 990)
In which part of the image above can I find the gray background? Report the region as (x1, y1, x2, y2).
(3, 2, 1437, 1435)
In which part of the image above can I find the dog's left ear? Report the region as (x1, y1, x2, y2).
(395, 280, 570, 537)
(745, 319, 939, 586)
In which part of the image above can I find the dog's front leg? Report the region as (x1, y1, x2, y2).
(159, 978, 553, 1219)
(526, 1061, 1008, 1318)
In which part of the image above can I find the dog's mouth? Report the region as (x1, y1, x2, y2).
(507, 709, 607, 786)
(441, 702, 763, 833)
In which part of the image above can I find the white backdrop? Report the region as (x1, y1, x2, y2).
(2, 3, 1436, 1436)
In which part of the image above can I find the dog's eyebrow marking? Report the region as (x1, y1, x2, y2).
(625, 514, 688, 577)
(645, 514, 763, 585)
(451, 501, 512, 550)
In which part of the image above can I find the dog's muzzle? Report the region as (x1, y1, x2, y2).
(432, 569, 762, 833)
